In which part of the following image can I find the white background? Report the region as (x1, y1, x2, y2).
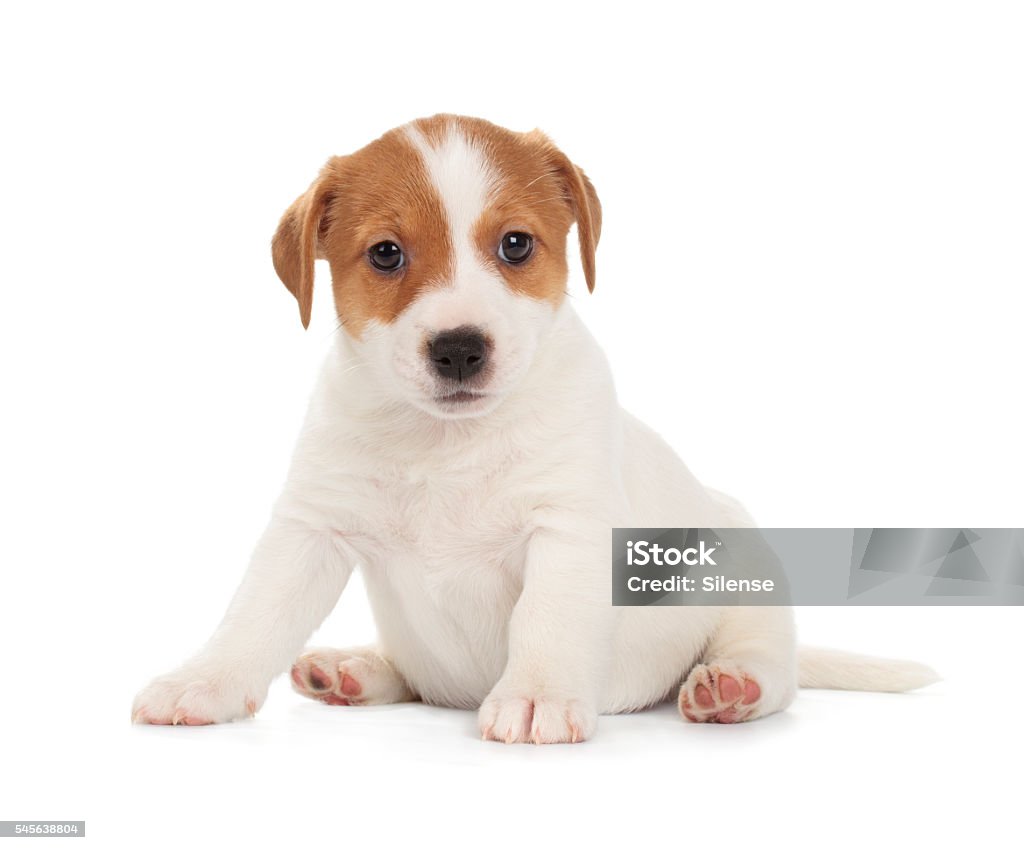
(1, 1, 1021, 847)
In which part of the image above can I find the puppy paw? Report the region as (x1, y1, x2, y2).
(291, 648, 412, 707)
(678, 662, 762, 724)
(132, 665, 265, 726)
(479, 690, 597, 744)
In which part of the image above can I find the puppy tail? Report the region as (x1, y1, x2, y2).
(797, 646, 940, 693)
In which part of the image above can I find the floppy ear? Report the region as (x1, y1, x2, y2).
(538, 138, 603, 292)
(564, 160, 602, 293)
(271, 165, 337, 329)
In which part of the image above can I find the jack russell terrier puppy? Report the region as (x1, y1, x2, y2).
(132, 114, 937, 743)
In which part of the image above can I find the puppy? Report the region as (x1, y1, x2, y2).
(132, 115, 937, 742)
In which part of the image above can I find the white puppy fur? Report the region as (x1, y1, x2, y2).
(132, 117, 937, 742)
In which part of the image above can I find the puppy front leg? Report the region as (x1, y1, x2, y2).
(132, 514, 353, 725)
(479, 525, 612, 745)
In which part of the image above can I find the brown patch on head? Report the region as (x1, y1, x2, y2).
(271, 114, 601, 331)
(271, 128, 452, 337)
(453, 116, 602, 305)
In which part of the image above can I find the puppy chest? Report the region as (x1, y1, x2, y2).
(373, 474, 532, 568)
(358, 480, 531, 703)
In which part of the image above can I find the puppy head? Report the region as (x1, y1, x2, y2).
(272, 115, 601, 419)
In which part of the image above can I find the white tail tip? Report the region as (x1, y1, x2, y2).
(798, 647, 940, 693)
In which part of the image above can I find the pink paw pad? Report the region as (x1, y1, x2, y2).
(290, 656, 365, 707)
(309, 666, 331, 691)
(679, 666, 762, 724)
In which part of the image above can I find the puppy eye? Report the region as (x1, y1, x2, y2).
(498, 232, 533, 264)
(368, 241, 404, 272)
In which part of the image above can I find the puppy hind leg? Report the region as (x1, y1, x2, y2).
(291, 646, 414, 706)
(678, 606, 797, 724)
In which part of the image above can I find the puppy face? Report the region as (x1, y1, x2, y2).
(272, 115, 601, 419)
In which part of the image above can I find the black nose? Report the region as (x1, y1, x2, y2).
(429, 327, 488, 382)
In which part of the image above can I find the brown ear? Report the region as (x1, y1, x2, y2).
(271, 164, 337, 329)
(570, 163, 602, 292)
(535, 136, 602, 292)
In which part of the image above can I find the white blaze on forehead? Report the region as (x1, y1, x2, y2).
(404, 122, 500, 278)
